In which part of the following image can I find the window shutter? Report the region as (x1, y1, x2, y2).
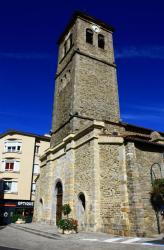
(32, 183, 36, 192)
(34, 164, 40, 174)
(14, 161, 20, 172)
(12, 182, 17, 192)
(0, 160, 5, 172)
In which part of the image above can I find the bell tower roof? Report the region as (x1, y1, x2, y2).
(57, 11, 115, 45)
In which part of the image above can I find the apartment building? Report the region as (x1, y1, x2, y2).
(0, 130, 50, 224)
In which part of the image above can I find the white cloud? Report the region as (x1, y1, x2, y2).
(115, 46, 164, 59)
(121, 113, 160, 121)
(0, 52, 51, 60)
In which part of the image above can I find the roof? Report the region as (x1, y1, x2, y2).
(57, 11, 115, 45)
(120, 121, 164, 136)
(0, 129, 51, 142)
(124, 136, 164, 149)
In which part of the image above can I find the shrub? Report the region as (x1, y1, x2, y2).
(62, 204, 71, 218)
(57, 218, 78, 233)
(11, 214, 20, 223)
(11, 213, 25, 223)
(57, 204, 78, 233)
(11, 209, 25, 223)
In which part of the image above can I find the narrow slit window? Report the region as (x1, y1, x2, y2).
(86, 29, 93, 44)
(98, 34, 105, 49)
(64, 41, 67, 56)
(69, 34, 73, 48)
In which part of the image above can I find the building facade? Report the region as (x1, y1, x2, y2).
(0, 130, 50, 224)
(34, 12, 164, 236)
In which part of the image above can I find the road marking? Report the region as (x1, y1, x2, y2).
(142, 243, 154, 246)
(82, 239, 98, 241)
(81, 237, 164, 247)
(103, 237, 123, 242)
(122, 238, 141, 244)
(141, 242, 164, 247)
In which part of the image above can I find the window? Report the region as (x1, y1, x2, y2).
(35, 145, 40, 154)
(98, 34, 105, 49)
(86, 29, 93, 44)
(1, 159, 20, 172)
(69, 34, 73, 47)
(40, 198, 43, 205)
(4, 140, 22, 153)
(4, 181, 12, 191)
(63, 33, 73, 57)
(3, 180, 17, 193)
(64, 41, 67, 56)
(33, 164, 40, 175)
(5, 162, 14, 171)
(78, 193, 86, 210)
(32, 183, 36, 194)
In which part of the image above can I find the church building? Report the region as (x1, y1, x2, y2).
(33, 11, 164, 236)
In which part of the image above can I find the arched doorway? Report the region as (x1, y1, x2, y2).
(55, 181, 63, 224)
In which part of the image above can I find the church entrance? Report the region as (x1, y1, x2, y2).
(55, 182, 63, 224)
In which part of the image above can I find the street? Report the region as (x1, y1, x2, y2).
(0, 224, 164, 250)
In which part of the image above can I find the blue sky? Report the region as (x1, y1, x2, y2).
(0, 0, 164, 135)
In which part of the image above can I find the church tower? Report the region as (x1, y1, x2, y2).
(34, 12, 164, 237)
(51, 12, 120, 146)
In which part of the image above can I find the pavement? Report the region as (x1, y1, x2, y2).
(1, 223, 164, 250)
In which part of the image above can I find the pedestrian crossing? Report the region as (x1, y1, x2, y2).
(81, 237, 164, 246)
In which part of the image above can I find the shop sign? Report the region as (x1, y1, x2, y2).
(17, 201, 34, 207)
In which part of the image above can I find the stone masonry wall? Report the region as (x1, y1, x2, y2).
(33, 160, 52, 223)
(74, 54, 120, 123)
(99, 144, 126, 235)
(74, 139, 96, 230)
(126, 142, 164, 236)
(51, 59, 75, 147)
(50, 148, 75, 224)
(135, 144, 164, 235)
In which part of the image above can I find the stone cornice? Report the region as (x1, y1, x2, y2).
(40, 120, 105, 162)
(98, 136, 124, 144)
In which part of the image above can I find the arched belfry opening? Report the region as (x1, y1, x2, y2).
(55, 181, 63, 223)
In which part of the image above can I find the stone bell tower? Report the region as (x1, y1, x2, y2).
(51, 11, 120, 147)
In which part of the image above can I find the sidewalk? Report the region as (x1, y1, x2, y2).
(9, 222, 164, 243)
(10, 222, 64, 240)
(9, 222, 121, 241)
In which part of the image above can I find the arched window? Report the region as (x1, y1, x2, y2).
(56, 182, 62, 195)
(78, 192, 85, 210)
(98, 34, 105, 49)
(86, 29, 93, 44)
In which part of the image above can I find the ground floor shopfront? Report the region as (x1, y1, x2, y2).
(0, 199, 34, 225)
